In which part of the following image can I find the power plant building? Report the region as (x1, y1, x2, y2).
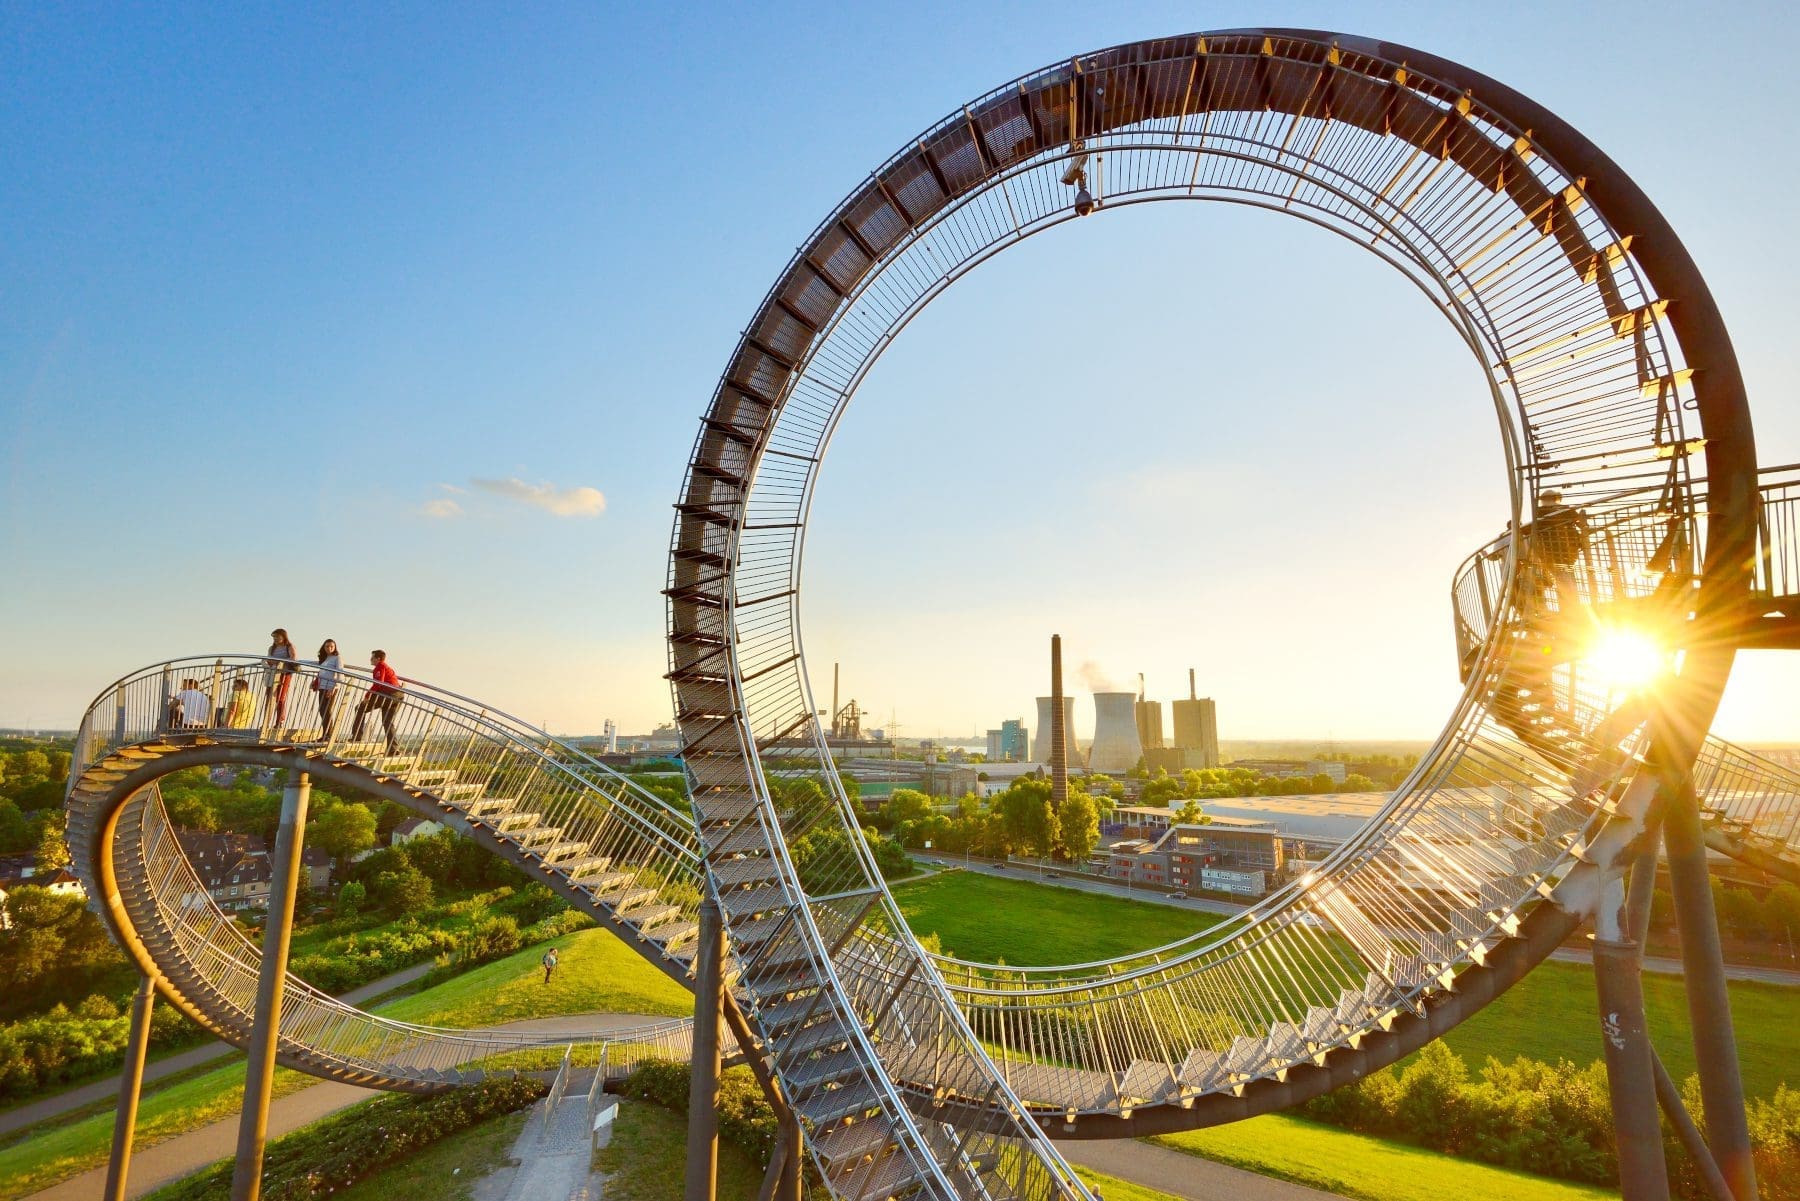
(1172, 668, 1220, 769)
(1088, 692, 1144, 773)
(1135, 699, 1164, 750)
(1032, 696, 1078, 764)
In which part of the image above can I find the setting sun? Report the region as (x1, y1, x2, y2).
(1582, 627, 1670, 692)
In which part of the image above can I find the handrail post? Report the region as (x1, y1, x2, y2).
(101, 973, 157, 1201)
(231, 771, 312, 1201)
(684, 898, 724, 1201)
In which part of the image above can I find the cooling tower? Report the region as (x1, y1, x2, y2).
(1089, 692, 1143, 773)
(1033, 696, 1077, 762)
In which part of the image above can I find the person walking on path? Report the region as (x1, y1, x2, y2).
(265, 628, 299, 726)
(351, 649, 404, 754)
(542, 947, 559, 984)
(313, 639, 342, 740)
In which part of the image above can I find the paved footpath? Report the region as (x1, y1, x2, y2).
(0, 961, 437, 1139)
(24, 1012, 659, 1201)
(1062, 1138, 1340, 1201)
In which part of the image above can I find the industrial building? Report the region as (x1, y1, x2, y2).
(1088, 691, 1143, 772)
(1102, 815, 1285, 896)
(985, 718, 1029, 762)
(1170, 668, 1220, 769)
(1134, 699, 1164, 750)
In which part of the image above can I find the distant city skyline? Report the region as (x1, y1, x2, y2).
(5, 3, 1798, 744)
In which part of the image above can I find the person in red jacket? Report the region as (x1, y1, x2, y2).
(352, 649, 405, 754)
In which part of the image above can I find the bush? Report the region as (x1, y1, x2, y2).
(142, 1077, 546, 1200)
(1301, 1046, 1800, 1197)
(620, 1059, 778, 1164)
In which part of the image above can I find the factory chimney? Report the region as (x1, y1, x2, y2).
(1190, 667, 1196, 700)
(1033, 696, 1077, 762)
(1050, 635, 1067, 806)
(832, 663, 840, 738)
(1090, 691, 1144, 772)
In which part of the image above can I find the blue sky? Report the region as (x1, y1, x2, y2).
(4, 2, 1798, 742)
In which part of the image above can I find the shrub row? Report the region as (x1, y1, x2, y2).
(1303, 1042, 1800, 1199)
(143, 1077, 547, 1200)
(0, 996, 200, 1102)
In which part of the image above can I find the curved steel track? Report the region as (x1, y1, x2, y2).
(64, 28, 1799, 1201)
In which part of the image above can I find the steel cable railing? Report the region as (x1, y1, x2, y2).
(67, 655, 711, 1091)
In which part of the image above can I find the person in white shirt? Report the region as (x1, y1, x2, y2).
(313, 638, 342, 737)
(177, 680, 211, 728)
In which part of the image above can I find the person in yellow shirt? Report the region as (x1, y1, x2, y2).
(225, 678, 256, 729)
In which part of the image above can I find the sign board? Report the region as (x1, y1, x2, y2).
(1201, 866, 1266, 896)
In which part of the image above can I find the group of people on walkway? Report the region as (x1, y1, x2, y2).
(165, 630, 408, 754)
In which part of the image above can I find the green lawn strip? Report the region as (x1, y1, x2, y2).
(0, 927, 688, 1199)
(1152, 1114, 1615, 1201)
(1437, 959, 1797, 1100)
(0, 1050, 242, 1154)
(594, 1098, 763, 1201)
(890, 872, 1218, 965)
(374, 926, 691, 1026)
(0, 1064, 314, 1201)
(326, 1107, 530, 1201)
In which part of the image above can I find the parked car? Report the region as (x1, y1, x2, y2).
(1170, 891, 1188, 900)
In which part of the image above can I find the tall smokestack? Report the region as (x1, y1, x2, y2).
(1189, 667, 1196, 701)
(1050, 635, 1067, 806)
(832, 663, 840, 738)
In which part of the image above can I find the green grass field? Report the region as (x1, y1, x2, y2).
(1151, 1114, 1614, 1201)
(1439, 960, 1796, 1099)
(0, 926, 689, 1201)
(893, 871, 1798, 1098)
(594, 1098, 763, 1201)
(890, 871, 1219, 964)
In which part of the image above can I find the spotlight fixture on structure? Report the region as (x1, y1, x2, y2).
(1063, 149, 1100, 216)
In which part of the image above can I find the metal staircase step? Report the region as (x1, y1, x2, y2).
(712, 856, 780, 887)
(795, 1079, 883, 1130)
(835, 1146, 925, 1201)
(720, 884, 789, 918)
(811, 1114, 895, 1165)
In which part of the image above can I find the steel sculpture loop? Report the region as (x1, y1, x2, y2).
(664, 27, 1773, 1198)
(60, 28, 1800, 1201)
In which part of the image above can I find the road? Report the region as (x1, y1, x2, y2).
(0, 960, 437, 1139)
(915, 856, 1800, 985)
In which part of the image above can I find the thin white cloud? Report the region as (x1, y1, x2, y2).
(471, 476, 607, 518)
(420, 497, 463, 519)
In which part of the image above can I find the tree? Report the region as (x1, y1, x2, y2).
(337, 880, 366, 919)
(34, 816, 70, 872)
(405, 831, 455, 886)
(308, 803, 377, 873)
(0, 799, 29, 853)
(375, 866, 433, 915)
(163, 790, 220, 833)
(9, 751, 50, 789)
(1057, 791, 1099, 863)
(994, 778, 1059, 859)
(880, 789, 935, 827)
(1174, 800, 1209, 826)
(1342, 773, 1380, 792)
(1764, 883, 1800, 947)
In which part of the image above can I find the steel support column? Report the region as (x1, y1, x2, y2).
(231, 771, 312, 1201)
(102, 973, 157, 1201)
(1593, 871, 1670, 1201)
(685, 897, 725, 1201)
(1662, 764, 1758, 1200)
